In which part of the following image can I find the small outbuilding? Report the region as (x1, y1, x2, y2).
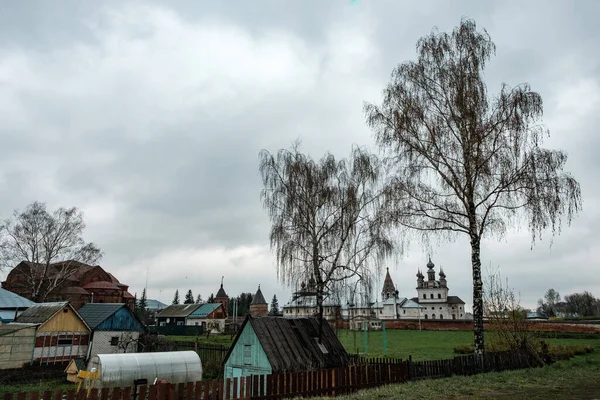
(223, 316, 349, 380)
(78, 303, 145, 359)
(65, 358, 87, 383)
(156, 304, 201, 326)
(0, 323, 37, 369)
(185, 303, 227, 333)
(84, 351, 203, 389)
(0, 288, 35, 324)
(15, 301, 90, 364)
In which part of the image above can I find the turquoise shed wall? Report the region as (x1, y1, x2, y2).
(224, 322, 272, 381)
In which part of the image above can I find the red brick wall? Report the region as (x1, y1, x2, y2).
(330, 319, 600, 333)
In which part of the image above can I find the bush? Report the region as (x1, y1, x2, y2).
(453, 344, 474, 354)
(453, 342, 594, 360)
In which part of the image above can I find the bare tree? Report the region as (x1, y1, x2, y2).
(0, 201, 102, 302)
(259, 142, 393, 340)
(365, 18, 582, 353)
(484, 267, 534, 352)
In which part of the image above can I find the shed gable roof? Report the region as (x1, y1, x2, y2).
(15, 301, 70, 324)
(78, 303, 127, 329)
(225, 316, 349, 373)
(188, 303, 222, 318)
(156, 304, 201, 318)
(0, 288, 35, 309)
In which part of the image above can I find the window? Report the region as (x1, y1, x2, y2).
(460, 314, 463, 317)
(403, 310, 406, 314)
(57, 338, 73, 347)
(430, 294, 433, 299)
(423, 294, 426, 299)
(431, 307, 434, 310)
(439, 315, 444, 320)
(439, 307, 442, 310)
(110, 337, 119, 346)
(424, 314, 428, 319)
(437, 294, 441, 299)
(452, 314, 456, 320)
(243, 345, 252, 365)
(432, 314, 436, 319)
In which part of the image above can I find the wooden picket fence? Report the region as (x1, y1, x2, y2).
(2, 350, 542, 400)
(407, 350, 544, 380)
(2, 363, 408, 400)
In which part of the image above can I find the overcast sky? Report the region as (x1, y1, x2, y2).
(0, 0, 598, 311)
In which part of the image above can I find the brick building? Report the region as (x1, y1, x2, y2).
(1, 260, 135, 310)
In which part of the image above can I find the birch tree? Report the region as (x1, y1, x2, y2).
(0, 201, 102, 302)
(365, 18, 582, 353)
(259, 142, 393, 339)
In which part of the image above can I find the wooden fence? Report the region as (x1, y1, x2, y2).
(2, 350, 542, 400)
(3, 363, 408, 400)
(407, 350, 544, 380)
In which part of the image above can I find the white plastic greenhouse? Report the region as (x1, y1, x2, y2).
(85, 351, 203, 388)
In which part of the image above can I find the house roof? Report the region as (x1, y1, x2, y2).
(14, 302, 90, 331)
(225, 316, 349, 373)
(409, 296, 465, 305)
(156, 304, 201, 318)
(251, 286, 267, 305)
(78, 303, 127, 329)
(188, 303, 222, 318)
(0, 288, 35, 309)
(146, 299, 167, 310)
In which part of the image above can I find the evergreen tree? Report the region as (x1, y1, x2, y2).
(133, 292, 138, 311)
(269, 295, 280, 316)
(195, 294, 203, 304)
(134, 288, 149, 324)
(207, 293, 214, 303)
(184, 289, 195, 304)
(172, 289, 180, 305)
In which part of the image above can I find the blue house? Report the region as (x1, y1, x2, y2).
(223, 316, 349, 381)
(0, 288, 35, 324)
(78, 303, 144, 358)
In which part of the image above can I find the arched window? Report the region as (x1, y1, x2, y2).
(438, 293, 441, 299)
(432, 314, 436, 319)
(424, 314, 428, 319)
(440, 314, 444, 320)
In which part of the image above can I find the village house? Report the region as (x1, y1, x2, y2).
(2, 260, 135, 310)
(185, 303, 227, 333)
(77, 303, 145, 359)
(13, 301, 90, 364)
(0, 287, 35, 324)
(223, 316, 349, 381)
(156, 304, 201, 326)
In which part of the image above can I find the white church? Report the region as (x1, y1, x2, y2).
(283, 258, 467, 327)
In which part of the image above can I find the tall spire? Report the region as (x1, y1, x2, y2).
(381, 267, 396, 300)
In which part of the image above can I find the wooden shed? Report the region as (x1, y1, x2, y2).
(0, 323, 37, 370)
(15, 301, 90, 364)
(78, 303, 145, 359)
(223, 316, 349, 380)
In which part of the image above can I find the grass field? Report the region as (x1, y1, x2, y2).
(309, 341, 600, 399)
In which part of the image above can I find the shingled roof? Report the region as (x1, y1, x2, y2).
(15, 301, 70, 324)
(156, 304, 201, 318)
(78, 303, 126, 329)
(225, 316, 349, 373)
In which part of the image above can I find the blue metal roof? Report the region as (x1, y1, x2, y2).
(0, 288, 35, 309)
(188, 303, 222, 318)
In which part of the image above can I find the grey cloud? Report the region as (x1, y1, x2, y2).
(0, 1, 599, 310)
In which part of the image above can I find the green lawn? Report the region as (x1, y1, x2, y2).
(307, 342, 600, 399)
(165, 334, 235, 345)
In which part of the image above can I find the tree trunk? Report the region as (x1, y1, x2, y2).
(317, 285, 324, 344)
(470, 233, 485, 354)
